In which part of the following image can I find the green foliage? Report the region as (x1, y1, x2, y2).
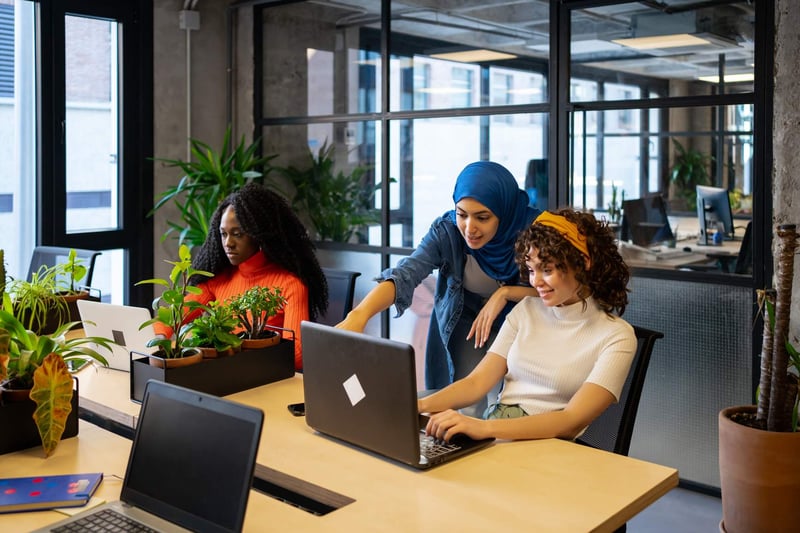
(4, 249, 89, 334)
(151, 126, 277, 249)
(185, 300, 242, 352)
(669, 139, 713, 210)
(135, 244, 214, 358)
(227, 286, 287, 340)
(0, 293, 112, 389)
(607, 184, 624, 224)
(273, 141, 380, 242)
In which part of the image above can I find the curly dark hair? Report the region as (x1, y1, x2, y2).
(190, 182, 328, 320)
(514, 208, 630, 316)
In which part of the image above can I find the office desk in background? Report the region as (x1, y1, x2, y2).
(620, 237, 741, 271)
(2, 370, 679, 532)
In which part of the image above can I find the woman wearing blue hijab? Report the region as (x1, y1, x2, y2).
(338, 161, 541, 416)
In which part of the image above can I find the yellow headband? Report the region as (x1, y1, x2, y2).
(533, 211, 590, 259)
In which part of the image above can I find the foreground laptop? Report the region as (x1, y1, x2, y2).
(32, 380, 264, 533)
(76, 300, 156, 371)
(301, 321, 494, 470)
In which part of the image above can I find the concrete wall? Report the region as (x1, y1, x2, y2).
(774, 0, 800, 340)
(152, 0, 233, 280)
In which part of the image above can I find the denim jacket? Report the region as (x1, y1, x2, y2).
(377, 216, 518, 389)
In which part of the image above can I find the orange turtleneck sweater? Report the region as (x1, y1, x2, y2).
(155, 252, 309, 370)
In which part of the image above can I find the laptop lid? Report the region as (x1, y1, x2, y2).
(121, 380, 264, 533)
(76, 300, 155, 371)
(301, 321, 493, 469)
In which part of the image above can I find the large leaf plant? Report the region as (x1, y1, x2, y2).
(0, 289, 114, 456)
(150, 126, 277, 249)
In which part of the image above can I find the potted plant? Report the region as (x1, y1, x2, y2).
(669, 139, 713, 211)
(227, 286, 287, 349)
(150, 126, 277, 249)
(184, 300, 242, 358)
(135, 243, 213, 367)
(718, 223, 800, 533)
(0, 268, 113, 456)
(272, 141, 379, 243)
(6, 249, 93, 335)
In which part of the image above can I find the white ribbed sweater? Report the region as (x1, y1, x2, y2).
(490, 296, 636, 416)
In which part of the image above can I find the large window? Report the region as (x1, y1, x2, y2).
(5, 0, 152, 305)
(252, 0, 766, 334)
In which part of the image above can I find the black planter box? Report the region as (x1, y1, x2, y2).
(0, 380, 79, 455)
(129, 339, 295, 402)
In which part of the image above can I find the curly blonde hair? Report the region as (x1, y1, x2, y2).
(514, 209, 630, 316)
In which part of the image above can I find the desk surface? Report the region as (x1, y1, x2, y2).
(2, 371, 679, 532)
(621, 237, 742, 270)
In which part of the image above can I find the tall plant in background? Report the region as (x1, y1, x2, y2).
(273, 141, 379, 242)
(150, 126, 277, 248)
(669, 139, 713, 211)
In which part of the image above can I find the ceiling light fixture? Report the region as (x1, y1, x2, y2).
(612, 33, 711, 50)
(429, 49, 516, 63)
(697, 73, 755, 83)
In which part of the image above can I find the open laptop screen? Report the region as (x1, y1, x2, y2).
(122, 381, 263, 533)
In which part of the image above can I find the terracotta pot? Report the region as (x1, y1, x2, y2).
(719, 405, 800, 533)
(197, 346, 220, 359)
(241, 333, 280, 350)
(148, 350, 203, 369)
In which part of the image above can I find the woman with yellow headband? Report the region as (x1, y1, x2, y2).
(419, 209, 637, 442)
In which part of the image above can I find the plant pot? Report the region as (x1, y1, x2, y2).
(129, 339, 295, 402)
(719, 405, 800, 533)
(0, 380, 79, 455)
(148, 349, 203, 369)
(241, 333, 281, 350)
(197, 346, 220, 359)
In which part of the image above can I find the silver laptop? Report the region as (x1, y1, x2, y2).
(301, 321, 494, 470)
(76, 300, 156, 371)
(33, 380, 264, 533)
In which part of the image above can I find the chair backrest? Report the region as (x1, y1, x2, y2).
(315, 268, 361, 326)
(577, 325, 663, 456)
(734, 220, 753, 275)
(27, 246, 101, 288)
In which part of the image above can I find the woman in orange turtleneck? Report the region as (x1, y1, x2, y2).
(157, 182, 328, 371)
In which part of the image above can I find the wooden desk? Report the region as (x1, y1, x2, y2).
(5, 371, 678, 532)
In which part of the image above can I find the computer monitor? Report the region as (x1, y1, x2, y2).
(620, 195, 674, 247)
(696, 185, 734, 244)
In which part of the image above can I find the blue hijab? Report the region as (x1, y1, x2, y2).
(448, 161, 540, 282)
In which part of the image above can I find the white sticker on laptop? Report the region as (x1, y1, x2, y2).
(343, 374, 366, 406)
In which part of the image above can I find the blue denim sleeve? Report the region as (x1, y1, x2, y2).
(375, 217, 456, 317)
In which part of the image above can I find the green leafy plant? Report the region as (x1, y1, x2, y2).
(669, 139, 713, 210)
(150, 125, 277, 249)
(0, 288, 113, 457)
(135, 243, 214, 358)
(273, 141, 380, 242)
(227, 286, 287, 340)
(61, 249, 88, 293)
(5, 249, 91, 334)
(185, 300, 242, 353)
(607, 184, 624, 225)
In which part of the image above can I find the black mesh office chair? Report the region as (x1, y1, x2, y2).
(577, 325, 664, 456)
(315, 268, 361, 326)
(27, 246, 102, 288)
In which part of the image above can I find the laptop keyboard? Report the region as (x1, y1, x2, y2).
(420, 433, 461, 459)
(52, 508, 158, 532)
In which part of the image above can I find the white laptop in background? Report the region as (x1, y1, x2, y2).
(76, 300, 156, 372)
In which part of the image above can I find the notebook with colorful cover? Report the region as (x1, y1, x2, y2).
(0, 473, 103, 513)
